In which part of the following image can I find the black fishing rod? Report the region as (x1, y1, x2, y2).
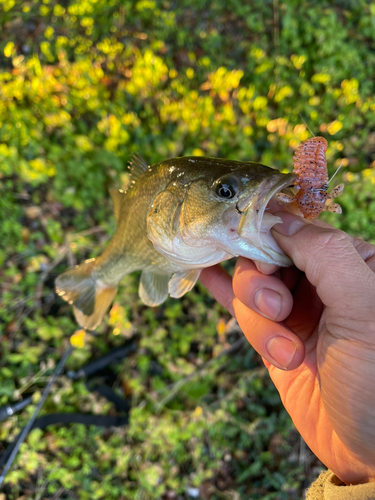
(0, 344, 73, 487)
(0, 396, 33, 423)
(0, 339, 138, 488)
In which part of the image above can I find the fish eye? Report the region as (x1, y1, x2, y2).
(214, 176, 239, 199)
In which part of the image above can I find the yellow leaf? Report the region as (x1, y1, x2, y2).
(4, 41, 14, 58)
(70, 329, 86, 348)
(327, 120, 343, 135)
(192, 148, 204, 156)
(192, 406, 203, 418)
(253, 96, 268, 110)
(216, 318, 226, 340)
(312, 73, 331, 84)
(344, 172, 356, 183)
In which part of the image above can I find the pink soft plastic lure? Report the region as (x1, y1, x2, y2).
(277, 136, 344, 221)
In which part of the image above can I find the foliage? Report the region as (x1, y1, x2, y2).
(0, 0, 374, 498)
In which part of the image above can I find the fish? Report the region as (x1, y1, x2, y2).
(55, 155, 296, 330)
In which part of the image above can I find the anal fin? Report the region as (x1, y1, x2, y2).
(169, 269, 202, 298)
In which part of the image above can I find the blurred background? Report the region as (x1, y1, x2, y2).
(0, 0, 374, 498)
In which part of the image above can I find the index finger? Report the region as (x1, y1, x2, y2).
(199, 264, 234, 316)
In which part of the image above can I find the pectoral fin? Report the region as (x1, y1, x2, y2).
(169, 269, 202, 298)
(139, 271, 170, 306)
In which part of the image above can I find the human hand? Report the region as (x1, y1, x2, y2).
(200, 212, 375, 485)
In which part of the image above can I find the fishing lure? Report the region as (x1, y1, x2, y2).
(277, 136, 344, 220)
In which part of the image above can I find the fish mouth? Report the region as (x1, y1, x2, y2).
(237, 173, 297, 266)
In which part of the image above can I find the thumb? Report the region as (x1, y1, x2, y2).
(271, 212, 375, 314)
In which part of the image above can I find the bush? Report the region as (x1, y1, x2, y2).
(0, 1, 374, 498)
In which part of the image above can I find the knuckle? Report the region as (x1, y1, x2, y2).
(312, 228, 349, 254)
(300, 228, 353, 286)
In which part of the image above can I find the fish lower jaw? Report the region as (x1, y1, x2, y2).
(233, 175, 296, 266)
(220, 231, 290, 266)
(233, 214, 290, 266)
(260, 226, 284, 255)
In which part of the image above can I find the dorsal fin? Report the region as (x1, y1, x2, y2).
(128, 153, 149, 181)
(109, 188, 125, 222)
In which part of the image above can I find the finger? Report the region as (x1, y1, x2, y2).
(310, 219, 375, 269)
(283, 274, 323, 343)
(254, 261, 279, 275)
(233, 297, 305, 370)
(233, 258, 293, 322)
(351, 238, 375, 272)
(271, 212, 375, 315)
(234, 259, 321, 342)
(199, 265, 234, 316)
(279, 266, 302, 292)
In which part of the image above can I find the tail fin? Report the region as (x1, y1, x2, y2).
(55, 259, 118, 331)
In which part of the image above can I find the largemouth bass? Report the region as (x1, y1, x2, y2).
(56, 155, 295, 330)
